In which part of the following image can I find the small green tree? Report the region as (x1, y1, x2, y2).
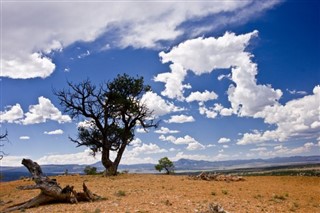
(84, 166, 97, 175)
(155, 157, 174, 175)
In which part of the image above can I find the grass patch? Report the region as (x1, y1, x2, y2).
(273, 194, 286, 200)
(270, 194, 287, 203)
(222, 189, 228, 195)
(253, 194, 263, 199)
(94, 209, 101, 213)
(115, 190, 126, 197)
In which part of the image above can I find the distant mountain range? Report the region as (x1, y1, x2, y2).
(1, 155, 319, 181)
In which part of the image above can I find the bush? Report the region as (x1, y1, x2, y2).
(84, 166, 97, 175)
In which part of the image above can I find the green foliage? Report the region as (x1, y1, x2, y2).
(155, 157, 174, 175)
(84, 166, 97, 175)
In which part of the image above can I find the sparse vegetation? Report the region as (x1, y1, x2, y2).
(94, 208, 101, 213)
(253, 194, 263, 199)
(1, 175, 319, 212)
(115, 190, 126, 197)
(271, 194, 287, 202)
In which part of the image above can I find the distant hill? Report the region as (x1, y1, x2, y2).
(173, 155, 320, 171)
(1, 155, 319, 181)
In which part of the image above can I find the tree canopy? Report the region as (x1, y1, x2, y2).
(55, 74, 158, 175)
(155, 157, 174, 175)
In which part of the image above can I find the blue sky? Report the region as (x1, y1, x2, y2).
(1, 0, 319, 166)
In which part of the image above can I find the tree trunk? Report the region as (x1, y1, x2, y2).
(101, 146, 118, 176)
(101, 143, 127, 176)
(2, 159, 104, 213)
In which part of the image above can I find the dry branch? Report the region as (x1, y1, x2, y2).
(2, 159, 104, 213)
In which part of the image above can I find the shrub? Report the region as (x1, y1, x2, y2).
(115, 190, 126, 197)
(83, 166, 97, 175)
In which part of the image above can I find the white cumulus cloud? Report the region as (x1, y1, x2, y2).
(44, 129, 64, 135)
(159, 134, 205, 151)
(165, 114, 195, 123)
(1, 98, 71, 125)
(154, 127, 179, 134)
(141, 91, 183, 117)
(0, 104, 24, 123)
(156, 30, 283, 117)
(186, 90, 218, 103)
(218, 137, 231, 143)
(19, 136, 30, 140)
(22, 96, 71, 125)
(238, 86, 320, 145)
(129, 143, 167, 156)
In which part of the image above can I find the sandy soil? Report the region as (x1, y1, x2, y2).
(0, 174, 319, 213)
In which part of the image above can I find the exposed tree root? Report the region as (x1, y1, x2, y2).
(2, 159, 104, 213)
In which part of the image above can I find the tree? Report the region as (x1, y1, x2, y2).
(155, 157, 174, 175)
(84, 166, 97, 175)
(0, 131, 8, 160)
(55, 74, 158, 176)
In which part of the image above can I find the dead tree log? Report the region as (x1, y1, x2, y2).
(2, 159, 104, 212)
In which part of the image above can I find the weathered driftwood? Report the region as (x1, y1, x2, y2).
(207, 203, 229, 213)
(2, 159, 104, 212)
(189, 172, 244, 182)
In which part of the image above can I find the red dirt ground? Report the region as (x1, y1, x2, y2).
(1, 174, 319, 212)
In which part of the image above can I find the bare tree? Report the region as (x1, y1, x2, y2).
(0, 131, 8, 160)
(55, 74, 158, 176)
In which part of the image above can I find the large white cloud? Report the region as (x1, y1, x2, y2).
(156, 29, 319, 145)
(237, 86, 320, 145)
(141, 91, 183, 117)
(2, 1, 281, 79)
(22, 97, 71, 125)
(37, 149, 100, 165)
(0, 97, 71, 125)
(129, 143, 167, 156)
(156, 30, 282, 117)
(186, 90, 218, 103)
(154, 63, 190, 100)
(218, 137, 231, 144)
(44, 129, 64, 135)
(0, 104, 24, 123)
(154, 127, 179, 134)
(159, 134, 205, 151)
(165, 114, 195, 123)
(1, 53, 56, 79)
